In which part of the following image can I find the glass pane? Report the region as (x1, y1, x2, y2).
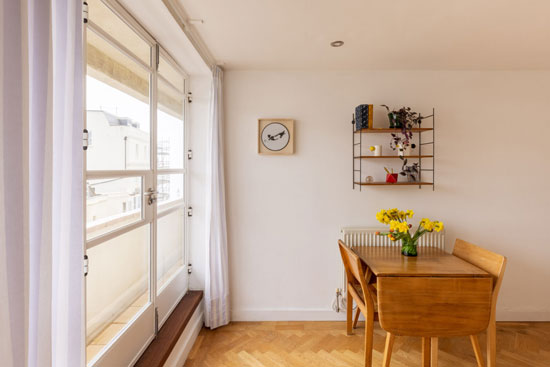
(86, 29, 150, 171)
(88, 0, 150, 65)
(158, 79, 184, 169)
(86, 177, 142, 239)
(158, 55, 184, 93)
(157, 209, 185, 292)
(86, 225, 150, 363)
(157, 174, 184, 209)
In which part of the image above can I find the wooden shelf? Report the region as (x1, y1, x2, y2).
(354, 181, 434, 186)
(354, 128, 433, 134)
(354, 155, 433, 159)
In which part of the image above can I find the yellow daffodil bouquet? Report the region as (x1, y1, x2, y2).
(375, 208, 444, 256)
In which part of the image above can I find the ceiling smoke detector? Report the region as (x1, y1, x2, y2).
(330, 40, 344, 47)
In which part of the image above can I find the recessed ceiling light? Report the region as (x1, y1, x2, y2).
(330, 40, 344, 47)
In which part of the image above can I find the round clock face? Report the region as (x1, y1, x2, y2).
(261, 122, 290, 151)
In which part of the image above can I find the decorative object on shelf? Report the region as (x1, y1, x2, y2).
(381, 105, 422, 129)
(354, 104, 373, 130)
(400, 159, 419, 182)
(384, 167, 398, 183)
(365, 176, 374, 183)
(382, 105, 431, 160)
(370, 145, 382, 156)
(397, 143, 416, 157)
(258, 118, 294, 155)
(375, 208, 444, 256)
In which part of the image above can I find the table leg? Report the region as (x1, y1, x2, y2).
(487, 318, 497, 367)
(362, 268, 376, 367)
(382, 333, 395, 367)
(431, 337, 438, 367)
(470, 335, 485, 367)
(422, 337, 431, 367)
(353, 307, 361, 329)
(364, 305, 374, 367)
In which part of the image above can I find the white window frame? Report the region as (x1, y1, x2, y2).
(83, 1, 191, 366)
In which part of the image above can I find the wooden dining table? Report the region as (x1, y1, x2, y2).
(352, 246, 493, 367)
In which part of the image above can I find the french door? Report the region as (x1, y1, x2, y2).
(83, 1, 189, 366)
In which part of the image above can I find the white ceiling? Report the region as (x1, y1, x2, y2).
(178, 0, 550, 70)
(119, 0, 211, 75)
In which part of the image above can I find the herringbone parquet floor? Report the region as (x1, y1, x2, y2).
(186, 321, 550, 367)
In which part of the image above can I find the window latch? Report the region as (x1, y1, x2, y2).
(187, 206, 193, 217)
(83, 1, 88, 24)
(187, 149, 193, 160)
(83, 129, 89, 150)
(154, 308, 159, 335)
(84, 254, 89, 277)
(145, 188, 158, 206)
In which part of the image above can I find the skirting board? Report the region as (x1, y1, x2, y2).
(232, 309, 348, 322)
(496, 310, 550, 322)
(232, 309, 550, 322)
(162, 300, 204, 367)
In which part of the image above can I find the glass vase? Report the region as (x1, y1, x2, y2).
(401, 238, 418, 257)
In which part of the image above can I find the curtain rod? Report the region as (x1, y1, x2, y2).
(162, 0, 217, 70)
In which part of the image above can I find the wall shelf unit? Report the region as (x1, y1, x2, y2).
(352, 109, 435, 191)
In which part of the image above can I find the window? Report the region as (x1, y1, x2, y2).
(84, 2, 189, 366)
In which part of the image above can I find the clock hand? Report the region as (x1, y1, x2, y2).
(266, 131, 286, 141)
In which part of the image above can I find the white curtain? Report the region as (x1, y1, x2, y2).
(204, 66, 230, 329)
(0, 1, 84, 366)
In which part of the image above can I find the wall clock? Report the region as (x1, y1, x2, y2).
(258, 119, 294, 155)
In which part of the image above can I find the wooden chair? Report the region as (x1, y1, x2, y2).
(338, 240, 377, 366)
(452, 239, 507, 367)
(380, 239, 506, 367)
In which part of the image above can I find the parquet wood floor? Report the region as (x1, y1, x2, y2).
(185, 321, 550, 367)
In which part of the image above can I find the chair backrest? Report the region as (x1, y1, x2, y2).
(452, 239, 507, 312)
(338, 240, 368, 292)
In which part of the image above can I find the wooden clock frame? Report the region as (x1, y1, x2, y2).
(258, 118, 295, 155)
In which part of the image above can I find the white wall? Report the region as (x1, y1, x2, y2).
(224, 70, 550, 321)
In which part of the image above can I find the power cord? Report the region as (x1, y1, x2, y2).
(331, 288, 355, 313)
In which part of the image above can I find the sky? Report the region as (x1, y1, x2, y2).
(86, 76, 184, 169)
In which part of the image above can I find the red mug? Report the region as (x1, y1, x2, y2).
(386, 173, 398, 183)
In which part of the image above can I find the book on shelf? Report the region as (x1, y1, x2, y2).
(355, 104, 373, 130)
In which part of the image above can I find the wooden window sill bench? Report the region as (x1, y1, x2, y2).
(134, 290, 203, 367)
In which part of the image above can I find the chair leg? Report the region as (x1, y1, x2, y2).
(421, 337, 431, 367)
(364, 306, 374, 367)
(346, 289, 353, 335)
(431, 337, 438, 367)
(353, 307, 361, 329)
(470, 335, 486, 367)
(487, 319, 497, 367)
(382, 333, 395, 367)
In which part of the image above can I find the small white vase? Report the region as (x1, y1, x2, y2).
(398, 145, 411, 157)
(373, 145, 382, 156)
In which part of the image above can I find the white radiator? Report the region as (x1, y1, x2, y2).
(335, 227, 445, 312)
(340, 226, 445, 249)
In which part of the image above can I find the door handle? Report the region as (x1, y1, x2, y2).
(145, 188, 158, 205)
